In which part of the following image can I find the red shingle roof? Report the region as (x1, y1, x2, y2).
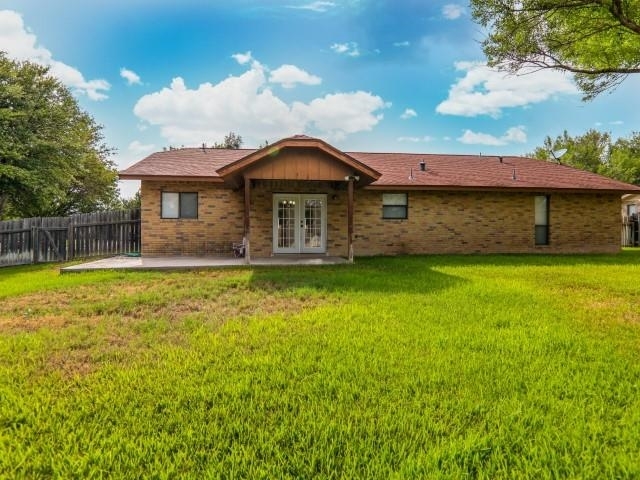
(120, 148, 257, 180)
(350, 152, 640, 192)
(119, 139, 640, 193)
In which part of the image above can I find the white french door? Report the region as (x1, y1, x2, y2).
(273, 194, 327, 254)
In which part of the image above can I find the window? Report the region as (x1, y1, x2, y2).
(382, 193, 408, 219)
(534, 195, 549, 245)
(627, 204, 637, 217)
(161, 192, 198, 219)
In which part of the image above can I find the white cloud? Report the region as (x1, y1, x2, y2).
(232, 51, 253, 65)
(397, 136, 432, 143)
(610, 120, 624, 125)
(269, 64, 321, 88)
(400, 108, 417, 119)
(0, 10, 110, 100)
(127, 140, 155, 154)
(503, 126, 527, 143)
(288, 1, 336, 12)
(133, 56, 387, 144)
(436, 61, 577, 117)
(330, 42, 360, 57)
(393, 41, 410, 47)
(292, 92, 388, 140)
(442, 4, 464, 19)
(120, 67, 142, 86)
(458, 126, 527, 146)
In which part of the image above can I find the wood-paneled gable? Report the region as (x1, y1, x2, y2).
(243, 148, 353, 181)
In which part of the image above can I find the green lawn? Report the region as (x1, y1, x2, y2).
(1, 251, 639, 478)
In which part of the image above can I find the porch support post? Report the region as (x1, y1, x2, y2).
(244, 176, 251, 264)
(347, 178, 354, 262)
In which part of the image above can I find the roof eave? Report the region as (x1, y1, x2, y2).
(118, 174, 224, 183)
(364, 184, 640, 194)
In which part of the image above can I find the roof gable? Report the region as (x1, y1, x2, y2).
(216, 135, 381, 184)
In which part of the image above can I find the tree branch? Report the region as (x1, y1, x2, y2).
(520, 50, 640, 75)
(607, 0, 640, 35)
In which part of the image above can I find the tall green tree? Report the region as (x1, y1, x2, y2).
(0, 53, 118, 219)
(609, 133, 640, 185)
(213, 132, 243, 149)
(471, 0, 640, 99)
(119, 190, 141, 210)
(531, 129, 640, 184)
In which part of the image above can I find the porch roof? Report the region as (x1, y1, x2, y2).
(119, 135, 640, 193)
(216, 135, 381, 184)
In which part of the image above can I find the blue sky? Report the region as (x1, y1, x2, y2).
(1, 0, 639, 197)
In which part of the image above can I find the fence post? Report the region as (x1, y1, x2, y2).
(67, 219, 75, 260)
(31, 224, 39, 264)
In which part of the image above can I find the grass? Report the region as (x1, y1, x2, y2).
(1, 251, 640, 478)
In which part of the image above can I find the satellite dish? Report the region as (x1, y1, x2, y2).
(551, 148, 567, 162)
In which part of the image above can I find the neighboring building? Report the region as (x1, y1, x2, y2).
(622, 194, 640, 218)
(119, 135, 640, 260)
(622, 194, 640, 247)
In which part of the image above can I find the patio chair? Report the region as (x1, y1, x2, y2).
(232, 238, 246, 258)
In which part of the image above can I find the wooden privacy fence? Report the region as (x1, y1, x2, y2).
(622, 215, 639, 247)
(0, 209, 140, 267)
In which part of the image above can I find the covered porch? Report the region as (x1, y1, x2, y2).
(217, 136, 381, 263)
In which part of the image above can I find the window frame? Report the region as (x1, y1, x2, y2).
(161, 191, 198, 219)
(534, 195, 550, 246)
(382, 192, 408, 220)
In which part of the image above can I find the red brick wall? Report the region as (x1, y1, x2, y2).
(141, 180, 621, 256)
(141, 181, 244, 256)
(353, 190, 621, 255)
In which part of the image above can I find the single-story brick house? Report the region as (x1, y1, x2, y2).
(120, 135, 640, 261)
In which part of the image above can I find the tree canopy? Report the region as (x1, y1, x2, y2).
(530, 129, 640, 185)
(213, 132, 243, 149)
(0, 53, 118, 220)
(470, 0, 640, 99)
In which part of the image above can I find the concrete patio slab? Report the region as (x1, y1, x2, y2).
(60, 255, 349, 272)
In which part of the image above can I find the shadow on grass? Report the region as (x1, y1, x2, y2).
(248, 249, 639, 295)
(361, 248, 640, 269)
(248, 259, 466, 295)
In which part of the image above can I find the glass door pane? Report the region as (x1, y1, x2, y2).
(277, 198, 297, 249)
(304, 199, 323, 248)
(301, 195, 326, 253)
